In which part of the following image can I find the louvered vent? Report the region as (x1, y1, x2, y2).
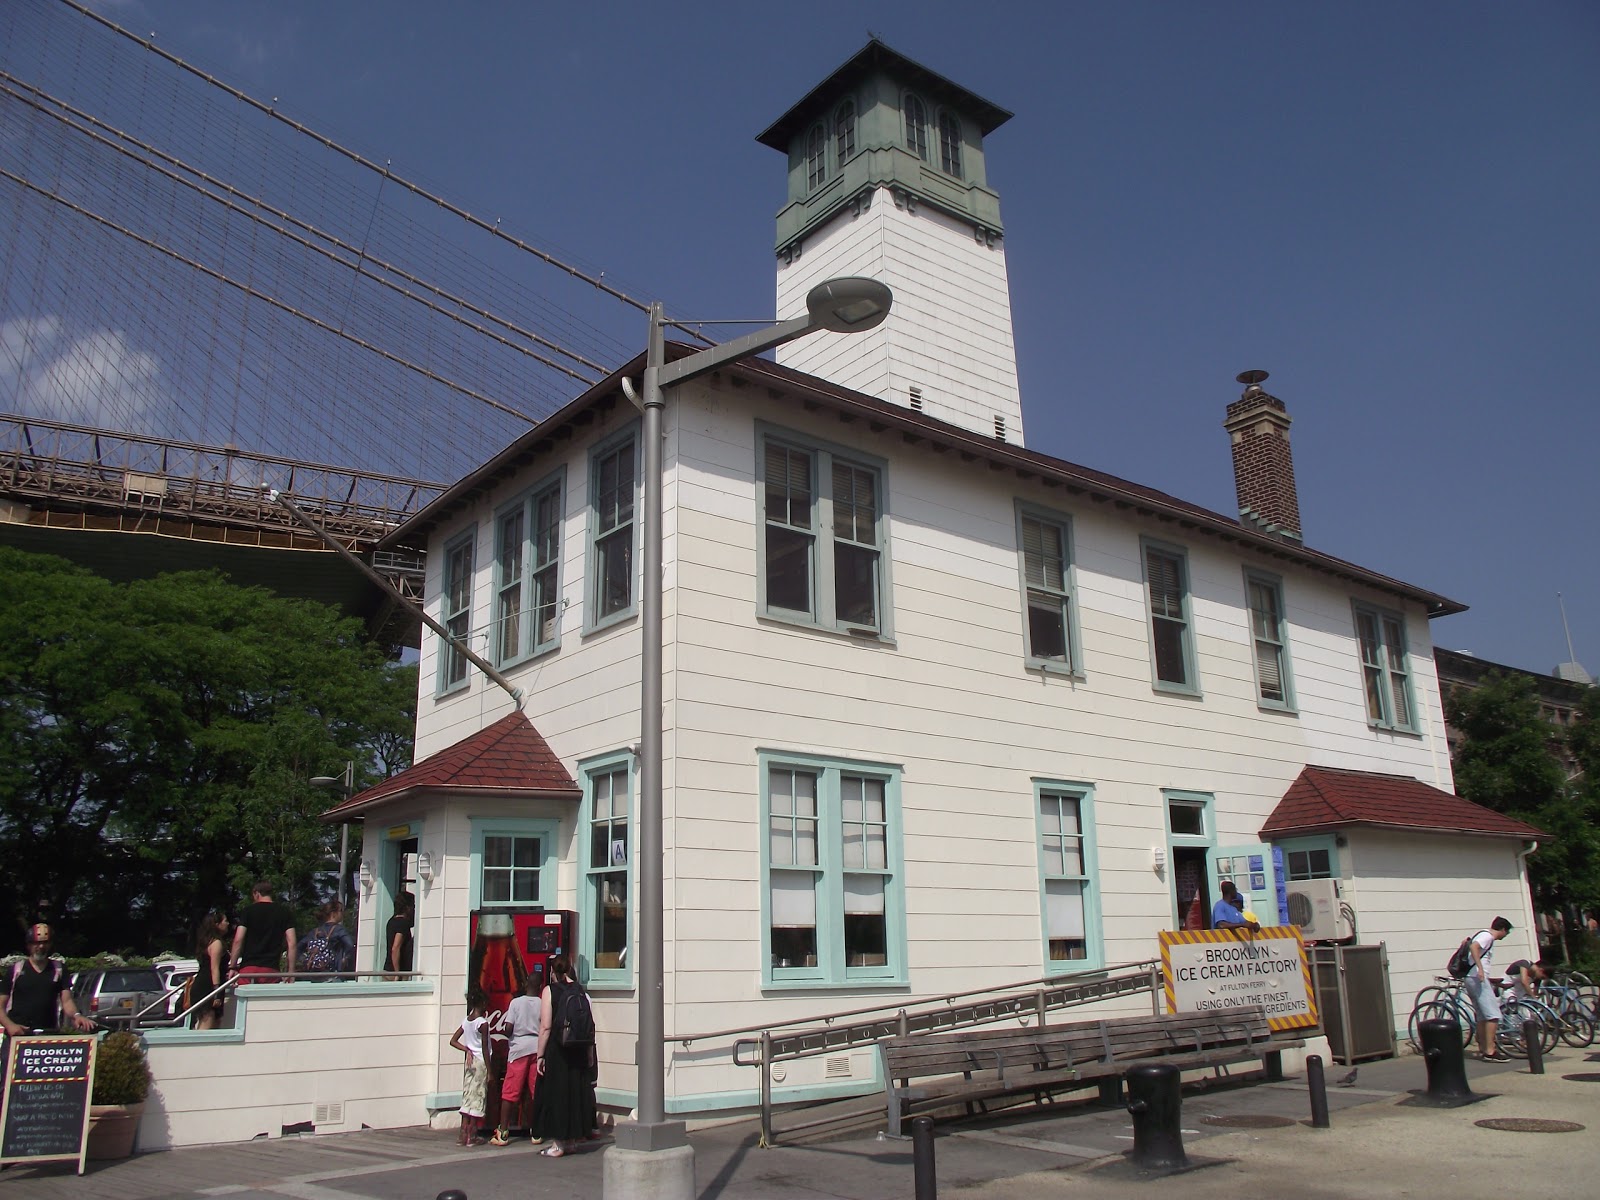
(314, 1102, 345, 1125)
(825, 1055, 853, 1079)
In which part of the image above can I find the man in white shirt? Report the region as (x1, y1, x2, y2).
(1464, 916, 1513, 1062)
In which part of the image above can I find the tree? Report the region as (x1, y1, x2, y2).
(1446, 671, 1600, 959)
(0, 548, 415, 955)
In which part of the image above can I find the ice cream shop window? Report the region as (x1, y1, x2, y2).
(482, 835, 541, 904)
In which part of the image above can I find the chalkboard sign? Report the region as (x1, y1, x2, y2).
(0, 1035, 97, 1173)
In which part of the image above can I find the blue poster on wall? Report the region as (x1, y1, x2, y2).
(1273, 846, 1289, 925)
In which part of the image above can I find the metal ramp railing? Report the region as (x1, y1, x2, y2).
(671, 959, 1163, 1145)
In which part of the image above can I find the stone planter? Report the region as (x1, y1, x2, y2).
(86, 1102, 144, 1160)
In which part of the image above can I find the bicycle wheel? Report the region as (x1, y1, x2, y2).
(1409, 998, 1468, 1052)
(1496, 1003, 1530, 1057)
(1559, 1010, 1596, 1049)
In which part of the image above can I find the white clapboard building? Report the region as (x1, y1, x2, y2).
(330, 40, 1540, 1121)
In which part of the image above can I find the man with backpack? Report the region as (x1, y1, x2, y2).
(1460, 916, 1513, 1063)
(1, 924, 97, 1035)
(298, 900, 356, 979)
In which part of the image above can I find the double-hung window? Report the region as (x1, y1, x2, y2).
(1353, 603, 1416, 731)
(1036, 784, 1101, 970)
(588, 431, 637, 630)
(834, 100, 856, 162)
(1143, 539, 1198, 693)
(1017, 504, 1079, 673)
(938, 111, 963, 178)
(763, 752, 903, 986)
(581, 755, 633, 985)
(904, 94, 929, 161)
(494, 475, 563, 664)
(759, 428, 890, 637)
(806, 123, 828, 191)
(439, 532, 475, 693)
(1244, 569, 1294, 710)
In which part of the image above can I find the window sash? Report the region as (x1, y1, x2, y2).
(1022, 514, 1073, 665)
(591, 440, 636, 623)
(938, 112, 963, 176)
(442, 540, 474, 688)
(806, 124, 827, 190)
(1355, 606, 1413, 728)
(904, 95, 929, 160)
(835, 101, 856, 161)
(481, 833, 541, 904)
(1038, 790, 1093, 966)
(1248, 577, 1288, 704)
(1145, 547, 1191, 688)
(583, 764, 632, 976)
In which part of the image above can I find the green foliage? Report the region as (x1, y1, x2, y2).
(1446, 672, 1600, 953)
(91, 1031, 152, 1106)
(0, 548, 416, 955)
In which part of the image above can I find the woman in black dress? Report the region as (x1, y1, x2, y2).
(190, 910, 231, 1029)
(383, 891, 414, 977)
(532, 955, 595, 1157)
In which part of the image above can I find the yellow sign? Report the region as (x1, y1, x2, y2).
(1159, 927, 1319, 1032)
(385, 824, 412, 840)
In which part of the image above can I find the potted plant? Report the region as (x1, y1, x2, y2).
(87, 1030, 152, 1160)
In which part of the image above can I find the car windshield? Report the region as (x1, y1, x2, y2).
(100, 970, 162, 991)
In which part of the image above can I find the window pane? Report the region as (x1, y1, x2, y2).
(835, 543, 878, 628)
(484, 836, 511, 869)
(844, 875, 887, 966)
(938, 112, 962, 176)
(1168, 801, 1205, 837)
(1146, 549, 1183, 620)
(597, 529, 632, 618)
(513, 838, 538, 868)
(807, 124, 827, 190)
(904, 95, 928, 159)
(512, 870, 538, 902)
(771, 871, 818, 968)
(835, 101, 856, 160)
(766, 526, 813, 614)
(595, 873, 628, 969)
(1152, 618, 1188, 685)
(483, 871, 509, 903)
(1046, 880, 1087, 960)
(1028, 593, 1069, 661)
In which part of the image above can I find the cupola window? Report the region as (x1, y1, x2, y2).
(938, 111, 963, 178)
(834, 100, 856, 163)
(806, 123, 828, 190)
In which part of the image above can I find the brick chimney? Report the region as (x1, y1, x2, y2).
(1223, 370, 1302, 542)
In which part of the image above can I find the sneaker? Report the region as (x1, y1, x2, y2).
(1480, 1051, 1512, 1063)
(489, 1129, 511, 1147)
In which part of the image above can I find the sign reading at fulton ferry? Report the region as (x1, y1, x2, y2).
(1159, 928, 1318, 1032)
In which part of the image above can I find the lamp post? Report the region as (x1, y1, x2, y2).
(310, 760, 356, 905)
(608, 278, 892, 1199)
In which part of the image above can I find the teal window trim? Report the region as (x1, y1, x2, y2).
(903, 92, 929, 161)
(585, 424, 639, 634)
(756, 422, 894, 641)
(1034, 780, 1102, 973)
(1243, 568, 1296, 713)
(467, 817, 561, 912)
(493, 468, 565, 668)
(579, 751, 635, 990)
(1015, 501, 1082, 677)
(1273, 835, 1341, 882)
(937, 110, 963, 178)
(1142, 537, 1200, 697)
(436, 528, 477, 696)
(1351, 601, 1418, 733)
(1162, 789, 1214, 929)
(760, 749, 905, 989)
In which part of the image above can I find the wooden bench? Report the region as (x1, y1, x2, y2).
(878, 1005, 1302, 1136)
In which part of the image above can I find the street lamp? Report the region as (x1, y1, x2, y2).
(310, 760, 356, 905)
(609, 278, 892, 1198)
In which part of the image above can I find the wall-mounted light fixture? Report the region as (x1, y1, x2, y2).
(359, 860, 374, 893)
(1152, 846, 1167, 873)
(416, 851, 436, 884)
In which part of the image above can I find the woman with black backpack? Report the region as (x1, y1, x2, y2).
(531, 955, 596, 1158)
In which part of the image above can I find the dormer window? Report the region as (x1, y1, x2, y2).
(834, 100, 857, 163)
(806, 123, 828, 190)
(938, 111, 963, 178)
(904, 94, 929, 161)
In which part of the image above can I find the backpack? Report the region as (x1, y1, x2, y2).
(1446, 931, 1485, 980)
(299, 922, 338, 973)
(555, 982, 595, 1047)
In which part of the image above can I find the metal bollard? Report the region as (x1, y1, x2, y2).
(436, 1191, 468, 1200)
(1525, 1020, 1544, 1075)
(911, 1115, 937, 1200)
(1306, 1054, 1330, 1128)
(1125, 1062, 1188, 1170)
(1418, 1017, 1473, 1101)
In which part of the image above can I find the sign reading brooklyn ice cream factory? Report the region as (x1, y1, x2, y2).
(1159, 928, 1318, 1031)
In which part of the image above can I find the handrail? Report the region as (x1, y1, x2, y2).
(130, 970, 425, 1028)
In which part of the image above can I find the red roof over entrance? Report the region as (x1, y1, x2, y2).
(1262, 765, 1543, 840)
(321, 711, 580, 821)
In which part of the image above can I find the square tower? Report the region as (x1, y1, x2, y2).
(757, 40, 1025, 444)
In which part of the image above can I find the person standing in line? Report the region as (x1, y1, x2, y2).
(190, 910, 232, 1029)
(1211, 881, 1261, 933)
(384, 891, 415, 977)
(532, 955, 596, 1158)
(449, 990, 490, 1146)
(230, 880, 297, 983)
(1464, 916, 1513, 1062)
(490, 973, 542, 1146)
(1, 924, 96, 1035)
(299, 900, 356, 979)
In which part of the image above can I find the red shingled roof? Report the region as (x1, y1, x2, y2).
(321, 711, 579, 821)
(1262, 766, 1543, 840)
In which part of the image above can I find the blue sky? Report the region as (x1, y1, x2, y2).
(34, 1, 1600, 675)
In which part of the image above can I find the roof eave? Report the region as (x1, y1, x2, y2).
(321, 785, 582, 823)
(1262, 818, 1542, 841)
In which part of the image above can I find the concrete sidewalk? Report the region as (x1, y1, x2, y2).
(5, 1047, 1599, 1199)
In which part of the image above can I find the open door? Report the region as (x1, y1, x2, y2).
(1207, 843, 1283, 926)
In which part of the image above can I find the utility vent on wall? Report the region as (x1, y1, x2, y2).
(908, 385, 923, 411)
(1285, 879, 1352, 941)
(824, 1055, 853, 1079)
(993, 414, 1006, 441)
(314, 1102, 345, 1125)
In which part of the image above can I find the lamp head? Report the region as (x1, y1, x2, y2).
(805, 277, 892, 333)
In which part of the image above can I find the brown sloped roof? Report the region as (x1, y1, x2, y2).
(321, 711, 579, 821)
(1261, 765, 1543, 841)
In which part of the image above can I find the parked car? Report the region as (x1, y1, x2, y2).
(71, 967, 181, 1029)
(155, 959, 200, 1022)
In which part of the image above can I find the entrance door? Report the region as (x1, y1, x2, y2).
(1207, 843, 1280, 926)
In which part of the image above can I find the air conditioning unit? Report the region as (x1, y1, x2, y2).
(1285, 879, 1352, 941)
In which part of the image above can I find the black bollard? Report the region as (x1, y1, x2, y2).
(436, 1192, 468, 1200)
(911, 1115, 937, 1200)
(1525, 1019, 1544, 1075)
(1306, 1054, 1330, 1128)
(1418, 1017, 1473, 1101)
(1125, 1062, 1187, 1170)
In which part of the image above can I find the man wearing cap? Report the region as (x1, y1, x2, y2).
(1, 924, 96, 1035)
(1211, 881, 1262, 933)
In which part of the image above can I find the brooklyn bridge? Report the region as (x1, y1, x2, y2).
(1, 0, 704, 645)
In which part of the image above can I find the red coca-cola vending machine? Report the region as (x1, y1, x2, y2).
(466, 908, 576, 1130)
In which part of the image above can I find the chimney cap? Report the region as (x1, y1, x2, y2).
(1236, 369, 1270, 387)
